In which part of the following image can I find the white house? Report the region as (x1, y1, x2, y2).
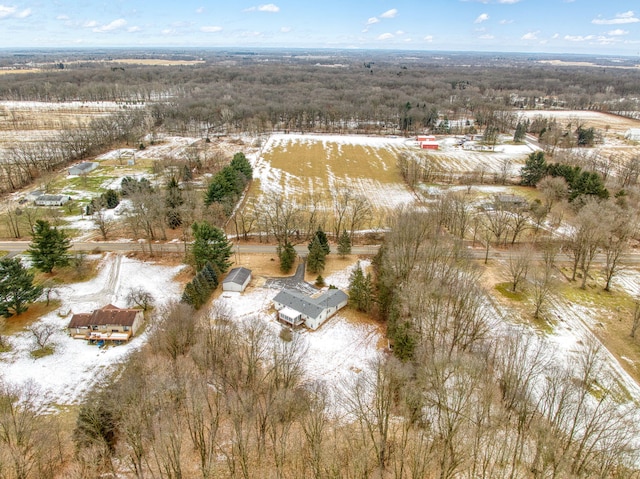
(69, 162, 98, 176)
(222, 267, 252, 292)
(272, 288, 349, 330)
(34, 194, 70, 206)
(625, 128, 640, 141)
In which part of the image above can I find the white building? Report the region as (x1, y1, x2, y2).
(69, 162, 98, 176)
(625, 128, 640, 141)
(222, 267, 252, 292)
(34, 194, 70, 206)
(273, 288, 349, 330)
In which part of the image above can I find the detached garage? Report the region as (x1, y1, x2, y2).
(222, 267, 252, 292)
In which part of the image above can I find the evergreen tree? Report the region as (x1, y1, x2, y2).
(165, 177, 184, 229)
(190, 221, 233, 273)
(513, 121, 527, 142)
(520, 151, 547, 186)
(349, 261, 374, 313)
(307, 236, 327, 274)
(308, 226, 330, 255)
(28, 220, 71, 274)
(192, 274, 210, 309)
(0, 257, 43, 317)
(202, 262, 219, 289)
(230, 152, 253, 180)
(278, 241, 297, 273)
(337, 230, 352, 257)
(181, 281, 198, 308)
(100, 189, 119, 209)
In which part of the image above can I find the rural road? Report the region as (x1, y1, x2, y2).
(0, 240, 381, 256)
(4, 239, 640, 267)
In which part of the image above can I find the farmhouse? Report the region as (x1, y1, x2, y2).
(222, 267, 252, 292)
(273, 288, 349, 330)
(68, 304, 144, 343)
(34, 194, 70, 206)
(69, 162, 98, 176)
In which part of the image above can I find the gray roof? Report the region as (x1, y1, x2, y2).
(71, 162, 97, 172)
(273, 288, 348, 320)
(37, 194, 66, 201)
(223, 267, 252, 285)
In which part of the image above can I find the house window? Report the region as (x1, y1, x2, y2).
(124, 326, 130, 331)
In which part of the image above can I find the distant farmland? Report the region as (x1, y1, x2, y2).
(243, 134, 417, 234)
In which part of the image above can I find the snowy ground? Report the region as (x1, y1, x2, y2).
(0, 253, 184, 409)
(215, 259, 381, 409)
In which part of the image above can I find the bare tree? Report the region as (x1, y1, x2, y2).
(126, 287, 155, 312)
(507, 245, 532, 292)
(29, 323, 56, 350)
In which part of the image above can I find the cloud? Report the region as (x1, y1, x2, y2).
(200, 25, 222, 33)
(564, 34, 595, 42)
(377, 33, 394, 40)
(474, 13, 489, 24)
(195, 7, 205, 14)
(93, 18, 127, 33)
(552, 33, 559, 39)
(366, 17, 379, 25)
(56, 14, 69, 21)
(521, 30, 540, 40)
(127, 26, 141, 33)
(424, 35, 433, 42)
(14, 8, 30, 18)
(592, 11, 639, 25)
(607, 29, 628, 36)
(161, 28, 174, 35)
(380, 8, 397, 19)
(245, 4, 280, 13)
(0, 5, 31, 19)
(83, 20, 98, 28)
(280, 26, 291, 33)
(479, 34, 494, 39)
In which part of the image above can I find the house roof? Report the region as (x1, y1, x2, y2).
(223, 267, 252, 285)
(69, 304, 140, 328)
(36, 194, 67, 202)
(273, 289, 348, 320)
(70, 162, 97, 172)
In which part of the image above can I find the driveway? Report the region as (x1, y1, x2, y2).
(265, 257, 316, 294)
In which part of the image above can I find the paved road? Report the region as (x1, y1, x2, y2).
(4, 239, 640, 267)
(0, 240, 381, 256)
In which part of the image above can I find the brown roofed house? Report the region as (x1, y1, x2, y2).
(68, 304, 144, 343)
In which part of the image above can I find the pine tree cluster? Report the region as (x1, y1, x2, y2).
(181, 262, 219, 309)
(204, 152, 253, 214)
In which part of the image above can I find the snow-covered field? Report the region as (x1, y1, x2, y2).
(0, 253, 184, 408)
(250, 133, 417, 213)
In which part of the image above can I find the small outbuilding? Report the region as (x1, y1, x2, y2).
(273, 288, 349, 330)
(68, 304, 144, 343)
(222, 267, 252, 292)
(34, 194, 70, 206)
(69, 162, 98, 176)
(625, 128, 640, 141)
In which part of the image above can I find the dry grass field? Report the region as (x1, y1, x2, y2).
(247, 134, 417, 229)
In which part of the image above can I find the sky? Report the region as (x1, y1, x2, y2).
(1, 1, 640, 56)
